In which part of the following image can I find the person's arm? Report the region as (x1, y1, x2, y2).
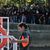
(15, 38, 29, 43)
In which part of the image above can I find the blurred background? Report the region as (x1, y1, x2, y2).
(0, 0, 50, 50)
(0, 0, 50, 24)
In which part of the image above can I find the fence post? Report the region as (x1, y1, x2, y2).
(13, 42, 17, 50)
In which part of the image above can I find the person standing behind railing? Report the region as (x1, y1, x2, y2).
(11, 23, 30, 50)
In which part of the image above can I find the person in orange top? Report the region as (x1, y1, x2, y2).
(13, 23, 30, 50)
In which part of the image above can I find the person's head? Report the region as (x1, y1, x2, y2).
(18, 23, 27, 32)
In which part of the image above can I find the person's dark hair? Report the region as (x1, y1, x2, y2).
(18, 23, 27, 29)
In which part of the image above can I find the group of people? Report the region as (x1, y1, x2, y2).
(0, 3, 50, 24)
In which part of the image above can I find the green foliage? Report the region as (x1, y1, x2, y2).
(0, 0, 47, 7)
